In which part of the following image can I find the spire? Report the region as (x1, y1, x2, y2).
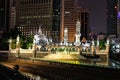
(17, 35, 20, 42)
(77, 19, 80, 22)
(38, 25, 42, 35)
(76, 19, 81, 34)
(77, 19, 80, 23)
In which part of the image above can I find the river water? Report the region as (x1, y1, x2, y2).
(20, 59, 120, 80)
(21, 72, 47, 80)
(0, 51, 120, 80)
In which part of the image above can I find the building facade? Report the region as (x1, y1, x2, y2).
(16, 0, 61, 43)
(107, 0, 118, 36)
(0, 0, 9, 38)
(61, 0, 77, 42)
(9, 0, 16, 30)
(61, 0, 89, 42)
(16, 0, 53, 37)
(51, 0, 61, 42)
(15, 0, 89, 43)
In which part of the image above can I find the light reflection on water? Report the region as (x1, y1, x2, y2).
(21, 59, 120, 80)
(22, 72, 47, 80)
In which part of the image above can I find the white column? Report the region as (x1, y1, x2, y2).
(64, 28, 68, 46)
(74, 19, 81, 46)
(16, 35, 20, 57)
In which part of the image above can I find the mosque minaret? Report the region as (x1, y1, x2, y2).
(74, 19, 81, 46)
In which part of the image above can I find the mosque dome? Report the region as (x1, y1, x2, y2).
(33, 26, 48, 46)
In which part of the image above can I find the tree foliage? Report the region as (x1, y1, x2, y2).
(20, 35, 33, 49)
(99, 40, 106, 50)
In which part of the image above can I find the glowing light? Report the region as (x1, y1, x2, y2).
(118, 11, 120, 18)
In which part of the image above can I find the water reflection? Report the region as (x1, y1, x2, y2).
(20, 59, 120, 80)
(22, 72, 47, 80)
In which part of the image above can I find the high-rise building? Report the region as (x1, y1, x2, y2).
(9, 0, 16, 30)
(61, 0, 89, 42)
(0, 0, 9, 38)
(107, 0, 118, 36)
(16, 0, 61, 42)
(76, 7, 89, 40)
(51, 0, 61, 42)
(15, 0, 89, 43)
(61, 0, 77, 42)
(117, 0, 120, 38)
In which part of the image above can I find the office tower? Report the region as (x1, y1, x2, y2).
(9, 0, 16, 30)
(61, 0, 77, 42)
(107, 0, 118, 36)
(16, 0, 89, 43)
(16, 0, 53, 37)
(51, 0, 61, 42)
(16, 0, 61, 42)
(76, 7, 89, 40)
(61, 0, 89, 42)
(0, 0, 9, 38)
(117, 0, 120, 38)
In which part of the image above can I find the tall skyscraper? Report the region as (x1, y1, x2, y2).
(61, 0, 89, 42)
(51, 0, 61, 42)
(9, 0, 16, 30)
(117, 0, 120, 38)
(61, 0, 77, 42)
(16, 0, 61, 42)
(15, 0, 89, 43)
(107, 0, 118, 36)
(0, 0, 9, 38)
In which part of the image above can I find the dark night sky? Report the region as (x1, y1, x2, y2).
(78, 0, 107, 33)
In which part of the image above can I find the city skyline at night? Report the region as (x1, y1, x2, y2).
(10, 0, 90, 42)
(0, 0, 120, 39)
(0, 0, 120, 80)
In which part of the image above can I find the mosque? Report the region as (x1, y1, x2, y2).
(9, 20, 110, 63)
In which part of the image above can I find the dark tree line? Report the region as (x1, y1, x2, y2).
(0, 26, 21, 50)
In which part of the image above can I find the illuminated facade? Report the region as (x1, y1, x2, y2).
(16, 0, 61, 42)
(16, 0, 89, 43)
(107, 0, 118, 35)
(61, 0, 89, 42)
(9, 0, 16, 30)
(61, 0, 77, 42)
